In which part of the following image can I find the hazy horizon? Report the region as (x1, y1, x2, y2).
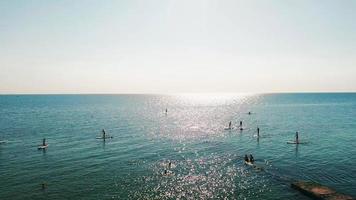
(1, 92, 356, 96)
(1, 0, 356, 94)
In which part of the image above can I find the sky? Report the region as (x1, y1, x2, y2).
(0, 0, 355, 94)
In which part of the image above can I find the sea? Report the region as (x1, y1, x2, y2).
(0, 93, 355, 200)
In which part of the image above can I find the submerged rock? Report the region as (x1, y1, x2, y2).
(291, 181, 354, 200)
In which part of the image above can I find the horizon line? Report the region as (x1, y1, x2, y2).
(1, 91, 356, 95)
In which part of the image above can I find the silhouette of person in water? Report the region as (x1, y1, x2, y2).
(102, 129, 106, 138)
(295, 131, 299, 143)
(41, 183, 47, 190)
(257, 127, 260, 137)
(244, 154, 249, 162)
(228, 121, 232, 129)
(249, 154, 254, 163)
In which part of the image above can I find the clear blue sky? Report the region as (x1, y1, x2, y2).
(0, 0, 355, 94)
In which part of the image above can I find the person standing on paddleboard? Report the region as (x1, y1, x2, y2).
(295, 131, 299, 143)
(102, 129, 106, 138)
(244, 154, 249, 162)
(249, 154, 254, 163)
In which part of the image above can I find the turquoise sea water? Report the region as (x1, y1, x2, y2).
(0, 94, 355, 199)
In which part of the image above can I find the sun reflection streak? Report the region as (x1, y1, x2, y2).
(171, 93, 258, 106)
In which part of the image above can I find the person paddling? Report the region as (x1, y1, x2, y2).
(257, 127, 260, 137)
(244, 154, 249, 162)
(38, 138, 48, 150)
(228, 121, 232, 129)
(249, 154, 254, 163)
(239, 121, 243, 127)
(102, 129, 106, 138)
(295, 131, 299, 144)
(41, 183, 47, 190)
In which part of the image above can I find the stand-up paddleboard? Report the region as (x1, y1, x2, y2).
(97, 129, 113, 139)
(160, 162, 176, 169)
(162, 170, 174, 176)
(38, 144, 48, 149)
(287, 141, 307, 144)
(38, 138, 48, 149)
(96, 136, 113, 139)
(244, 161, 263, 170)
(224, 127, 233, 130)
(244, 161, 254, 166)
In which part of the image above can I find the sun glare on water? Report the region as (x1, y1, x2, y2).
(171, 93, 256, 106)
